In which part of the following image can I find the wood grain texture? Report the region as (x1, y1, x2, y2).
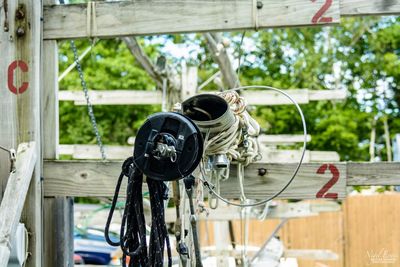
(0, 1, 43, 266)
(347, 162, 400, 185)
(0, 143, 37, 267)
(58, 144, 338, 162)
(43, 161, 347, 199)
(344, 194, 400, 267)
(341, 0, 400, 15)
(42, 40, 59, 160)
(58, 89, 346, 106)
(43, 0, 340, 40)
(164, 201, 340, 223)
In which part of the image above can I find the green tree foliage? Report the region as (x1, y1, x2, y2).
(59, 39, 161, 145)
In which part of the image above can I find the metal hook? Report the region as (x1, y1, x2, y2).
(0, 145, 16, 173)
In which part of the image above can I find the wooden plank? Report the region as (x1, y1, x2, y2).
(42, 160, 400, 198)
(347, 162, 400, 185)
(43, 37, 60, 161)
(344, 195, 400, 266)
(258, 134, 311, 145)
(0, 143, 37, 267)
(58, 144, 338, 162)
(125, 134, 310, 146)
(42, 7, 74, 266)
(58, 89, 346, 106)
(43, 0, 340, 40)
(59, 90, 162, 105)
(340, 0, 400, 16)
(242, 89, 346, 106)
(164, 201, 340, 223)
(284, 249, 339, 260)
(43, 161, 348, 199)
(0, 1, 43, 266)
(260, 149, 340, 163)
(181, 63, 198, 100)
(0, 0, 18, 203)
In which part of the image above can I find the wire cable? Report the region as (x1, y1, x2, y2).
(200, 85, 307, 208)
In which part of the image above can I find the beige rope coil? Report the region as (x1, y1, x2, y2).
(204, 90, 261, 166)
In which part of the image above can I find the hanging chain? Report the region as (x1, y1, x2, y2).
(70, 40, 107, 160)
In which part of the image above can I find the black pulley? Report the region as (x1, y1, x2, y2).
(133, 112, 203, 181)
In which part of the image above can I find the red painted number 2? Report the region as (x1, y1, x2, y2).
(8, 60, 29, 95)
(311, 0, 333, 24)
(316, 164, 339, 199)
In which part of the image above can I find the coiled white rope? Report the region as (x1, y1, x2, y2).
(204, 90, 261, 166)
(200, 85, 307, 208)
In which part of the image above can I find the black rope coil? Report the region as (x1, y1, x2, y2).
(105, 157, 172, 267)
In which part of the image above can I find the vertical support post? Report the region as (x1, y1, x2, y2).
(0, 0, 18, 200)
(42, 0, 74, 265)
(181, 62, 198, 101)
(213, 202, 231, 267)
(0, 0, 43, 266)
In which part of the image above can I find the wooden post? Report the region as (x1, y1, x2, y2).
(42, 0, 74, 264)
(0, 1, 43, 266)
(181, 62, 198, 100)
(0, 143, 37, 266)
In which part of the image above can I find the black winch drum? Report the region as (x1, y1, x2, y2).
(133, 112, 203, 181)
(181, 94, 235, 135)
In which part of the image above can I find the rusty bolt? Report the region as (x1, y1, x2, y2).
(256, 1, 263, 9)
(16, 9, 25, 20)
(258, 168, 267, 176)
(16, 27, 25, 37)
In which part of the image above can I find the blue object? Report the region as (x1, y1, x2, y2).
(74, 227, 119, 265)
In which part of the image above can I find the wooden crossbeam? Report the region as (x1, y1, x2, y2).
(164, 201, 341, 222)
(43, 0, 341, 40)
(58, 144, 337, 162)
(43, 0, 400, 40)
(58, 89, 346, 106)
(42, 161, 400, 199)
(0, 143, 37, 267)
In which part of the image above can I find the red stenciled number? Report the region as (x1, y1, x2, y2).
(311, 0, 333, 24)
(8, 60, 29, 95)
(316, 164, 339, 199)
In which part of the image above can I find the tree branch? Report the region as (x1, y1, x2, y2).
(123, 36, 164, 88)
(203, 33, 240, 89)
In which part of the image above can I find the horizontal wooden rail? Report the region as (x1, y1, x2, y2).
(164, 201, 340, 222)
(58, 144, 338, 163)
(43, 161, 400, 199)
(43, 0, 400, 40)
(59, 89, 346, 106)
(0, 142, 37, 267)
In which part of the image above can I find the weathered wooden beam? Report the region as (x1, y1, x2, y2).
(43, 0, 341, 40)
(44, 161, 334, 198)
(283, 249, 339, 260)
(242, 89, 347, 105)
(340, 0, 400, 16)
(258, 134, 311, 145)
(58, 89, 346, 106)
(59, 90, 162, 105)
(164, 201, 340, 223)
(347, 162, 400, 185)
(42, 5, 74, 265)
(43, 161, 400, 199)
(58, 144, 337, 162)
(0, 1, 43, 266)
(0, 143, 37, 267)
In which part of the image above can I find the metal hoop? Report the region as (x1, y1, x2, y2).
(200, 85, 307, 208)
